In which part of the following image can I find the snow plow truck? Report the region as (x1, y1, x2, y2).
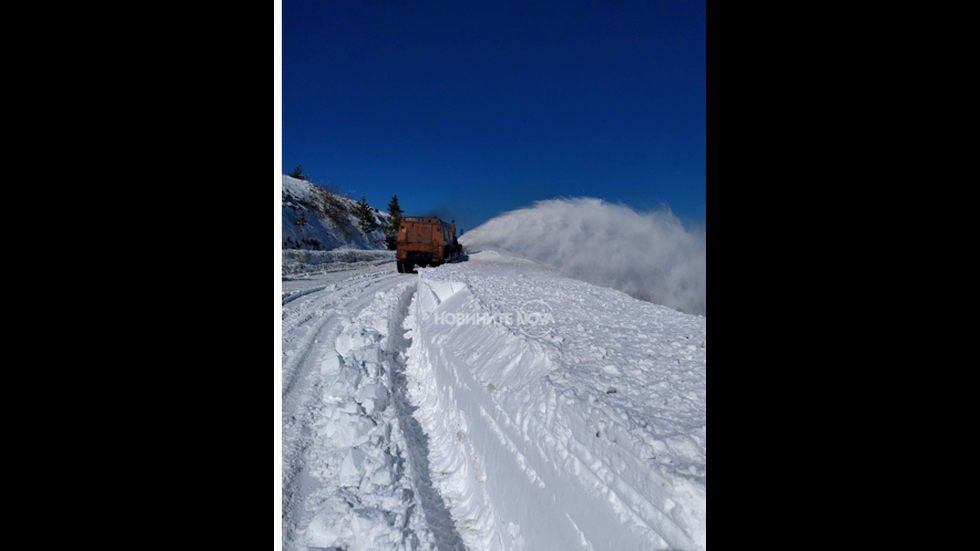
(396, 217, 463, 273)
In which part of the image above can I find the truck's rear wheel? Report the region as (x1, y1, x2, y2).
(396, 261, 404, 273)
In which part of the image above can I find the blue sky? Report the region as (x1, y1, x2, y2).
(282, 0, 705, 233)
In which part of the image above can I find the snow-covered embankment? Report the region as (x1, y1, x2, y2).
(404, 253, 706, 550)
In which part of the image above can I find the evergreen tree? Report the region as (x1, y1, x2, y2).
(290, 165, 306, 180)
(355, 196, 379, 234)
(384, 194, 404, 250)
(295, 211, 306, 226)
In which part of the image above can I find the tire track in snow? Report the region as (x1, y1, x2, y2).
(552, 409, 693, 551)
(387, 283, 466, 551)
(281, 267, 406, 551)
(282, 269, 394, 398)
(281, 284, 328, 306)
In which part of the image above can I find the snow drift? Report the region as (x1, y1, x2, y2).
(460, 198, 706, 316)
(405, 252, 706, 550)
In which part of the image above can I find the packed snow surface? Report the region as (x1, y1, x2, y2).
(282, 251, 706, 551)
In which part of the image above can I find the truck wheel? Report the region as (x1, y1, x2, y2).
(406, 262, 415, 273)
(396, 261, 404, 273)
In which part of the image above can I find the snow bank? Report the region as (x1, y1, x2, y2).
(405, 252, 706, 550)
(282, 248, 395, 276)
(460, 198, 706, 316)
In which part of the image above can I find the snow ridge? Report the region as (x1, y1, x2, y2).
(404, 253, 706, 550)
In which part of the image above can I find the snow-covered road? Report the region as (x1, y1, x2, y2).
(281, 251, 706, 551)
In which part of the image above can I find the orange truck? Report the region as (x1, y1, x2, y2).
(396, 216, 462, 273)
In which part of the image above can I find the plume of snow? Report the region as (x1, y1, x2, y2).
(460, 198, 706, 315)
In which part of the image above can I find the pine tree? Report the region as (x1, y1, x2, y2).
(356, 196, 379, 234)
(295, 211, 306, 226)
(384, 194, 404, 250)
(290, 165, 306, 180)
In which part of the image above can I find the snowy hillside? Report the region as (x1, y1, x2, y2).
(282, 251, 706, 551)
(282, 175, 391, 251)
